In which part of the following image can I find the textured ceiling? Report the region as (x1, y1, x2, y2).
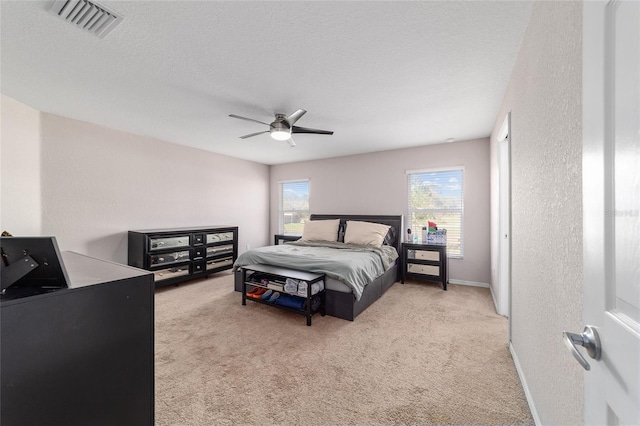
(1, 1, 532, 165)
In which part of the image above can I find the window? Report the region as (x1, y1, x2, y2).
(279, 180, 310, 235)
(407, 168, 464, 257)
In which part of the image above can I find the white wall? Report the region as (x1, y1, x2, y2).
(489, 2, 583, 424)
(1, 95, 270, 265)
(271, 138, 491, 285)
(0, 95, 42, 235)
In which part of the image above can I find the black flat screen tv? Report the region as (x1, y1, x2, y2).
(0, 236, 69, 299)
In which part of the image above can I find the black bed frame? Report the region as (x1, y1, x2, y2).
(234, 214, 403, 322)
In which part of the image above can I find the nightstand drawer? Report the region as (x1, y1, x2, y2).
(407, 249, 440, 262)
(407, 263, 440, 276)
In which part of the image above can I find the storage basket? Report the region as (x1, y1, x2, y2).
(427, 229, 447, 245)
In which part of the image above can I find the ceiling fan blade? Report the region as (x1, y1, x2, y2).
(229, 114, 270, 126)
(285, 109, 307, 125)
(292, 125, 334, 135)
(239, 130, 269, 139)
(287, 137, 296, 147)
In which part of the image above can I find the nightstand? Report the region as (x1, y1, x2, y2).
(401, 243, 448, 290)
(274, 234, 301, 245)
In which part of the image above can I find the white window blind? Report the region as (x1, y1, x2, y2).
(407, 168, 464, 257)
(279, 180, 309, 235)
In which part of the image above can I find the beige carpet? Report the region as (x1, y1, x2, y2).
(155, 273, 533, 426)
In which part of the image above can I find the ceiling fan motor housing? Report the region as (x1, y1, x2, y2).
(270, 115, 291, 139)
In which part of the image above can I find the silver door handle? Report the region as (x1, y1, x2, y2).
(562, 325, 601, 371)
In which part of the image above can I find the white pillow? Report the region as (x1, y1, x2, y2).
(301, 219, 340, 242)
(343, 220, 391, 248)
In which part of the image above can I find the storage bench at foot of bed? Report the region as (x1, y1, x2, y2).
(240, 264, 326, 326)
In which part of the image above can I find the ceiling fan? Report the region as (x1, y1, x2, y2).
(229, 109, 333, 147)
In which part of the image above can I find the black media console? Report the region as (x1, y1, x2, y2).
(1, 251, 154, 426)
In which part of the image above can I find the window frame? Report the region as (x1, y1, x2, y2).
(278, 179, 310, 236)
(406, 167, 464, 258)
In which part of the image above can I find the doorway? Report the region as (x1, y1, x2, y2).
(497, 113, 511, 325)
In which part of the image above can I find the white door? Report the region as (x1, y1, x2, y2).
(497, 114, 511, 319)
(577, 1, 640, 424)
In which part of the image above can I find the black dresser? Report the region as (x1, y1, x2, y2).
(128, 225, 238, 287)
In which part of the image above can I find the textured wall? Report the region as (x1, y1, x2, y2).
(271, 139, 491, 284)
(489, 2, 583, 424)
(2, 107, 270, 264)
(0, 95, 42, 235)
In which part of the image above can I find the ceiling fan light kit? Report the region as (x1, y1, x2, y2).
(230, 109, 333, 147)
(270, 131, 291, 141)
(270, 115, 292, 140)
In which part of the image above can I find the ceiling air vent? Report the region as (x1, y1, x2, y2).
(49, 0, 123, 39)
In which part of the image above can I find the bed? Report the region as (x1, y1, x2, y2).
(233, 214, 403, 321)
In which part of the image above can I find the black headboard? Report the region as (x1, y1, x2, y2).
(309, 214, 403, 254)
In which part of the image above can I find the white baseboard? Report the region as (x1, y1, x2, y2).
(448, 279, 490, 288)
(509, 342, 541, 426)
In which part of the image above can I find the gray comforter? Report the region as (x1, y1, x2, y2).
(233, 241, 398, 301)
